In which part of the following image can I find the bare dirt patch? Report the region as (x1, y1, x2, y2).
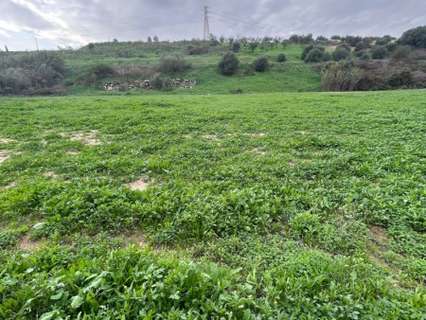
(66, 150, 80, 156)
(43, 171, 58, 179)
(0, 138, 16, 144)
(245, 132, 266, 138)
(127, 178, 150, 191)
(0, 150, 10, 164)
(288, 160, 296, 167)
(369, 226, 389, 248)
(123, 231, 146, 248)
(19, 235, 44, 252)
(251, 148, 267, 156)
(66, 130, 101, 146)
(367, 226, 393, 270)
(202, 134, 220, 141)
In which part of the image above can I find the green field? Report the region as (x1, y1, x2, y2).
(0, 90, 425, 318)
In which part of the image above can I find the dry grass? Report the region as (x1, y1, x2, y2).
(18, 235, 45, 252)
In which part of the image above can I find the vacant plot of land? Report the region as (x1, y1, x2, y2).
(0, 91, 425, 318)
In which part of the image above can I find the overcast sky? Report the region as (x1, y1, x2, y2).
(1, 0, 425, 51)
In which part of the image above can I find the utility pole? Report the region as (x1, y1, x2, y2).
(35, 36, 39, 51)
(203, 5, 210, 40)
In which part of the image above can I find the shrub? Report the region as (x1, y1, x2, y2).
(304, 48, 325, 63)
(321, 61, 362, 91)
(231, 41, 241, 53)
(332, 47, 351, 61)
(322, 52, 332, 62)
(253, 56, 269, 72)
(371, 46, 388, 59)
(158, 56, 191, 74)
(248, 42, 258, 52)
(218, 52, 239, 76)
(399, 26, 426, 48)
(75, 64, 116, 86)
(301, 45, 314, 60)
(90, 64, 116, 78)
(356, 50, 370, 60)
(387, 71, 413, 88)
(0, 52, 65, 95)
(391, 45, 412, 61)
(277, 53, 287, 62)
(186, 46, 209, 55)
(151, 75, 173, 91)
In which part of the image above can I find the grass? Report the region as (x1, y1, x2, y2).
(64, 44, 321, 94)
(0, 90, 425, 318)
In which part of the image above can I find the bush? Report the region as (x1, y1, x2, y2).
(391, 45, 412, 61)
(387, 71, 413, 88)
(277, 53, 287, 62)
(301, 45, 314, 60)
(218, 52, 240, 76)
(0, 52, 65, 95)
(151, 75, 173, 91)
(356, 50, 370, 60)
(399, 26, 426, 48)
(187, 46, 209, 55)
(321, 61, 362, 91)
(371, 46, 388, 59)
(304, 48, 325, 63)
(332, 47, 351, 61)
(253, 57, 269, 72)
(158, 56, 191, 74)
(75, 64, 116, 86)
(231, 41, 241, 53)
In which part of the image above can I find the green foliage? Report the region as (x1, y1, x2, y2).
(231, 41, 241, 53)
(277, 53, 287, 62)
(0, 92, 425, 317)
(253, 56, 270, 72)
(332, 47, 351, 61)
(75, 64, 116, 85)
(218, 52, 240, 75)
(0, 245, 423, 319)
(371, 46, 388, 59)
(321, 61, 361, 91)
(304, 47, 326, 63)
(387, 71, 413, 88)
(0, 52, 65, 94)
(399, 26, 426, 48)
(391, 45, 412, 61)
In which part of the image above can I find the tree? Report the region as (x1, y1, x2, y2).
(253, 56, 269, 72)
(153, 36, 159, 42)
(399, 26, 426, 48)
(371, 46, 388, 59)
(304, 48, 325, 63)
(332, 47, 351, 61)
(147, 36, 152, 43)
(249, 42, 258, 53)
(301, 45, 314, 60)
(231, 41, 241, 53)
(218, 52, 239, 76)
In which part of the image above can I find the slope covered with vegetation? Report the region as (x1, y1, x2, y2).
(0, 91, 425, 318)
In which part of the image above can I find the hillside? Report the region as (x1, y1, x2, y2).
(0, 90, 425, 318)
(63, 43, 321, 94)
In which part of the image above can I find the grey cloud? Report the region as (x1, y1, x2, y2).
(1, 0, 426, 50)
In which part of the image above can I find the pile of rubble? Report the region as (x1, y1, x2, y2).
(103, 79, 197, 91)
